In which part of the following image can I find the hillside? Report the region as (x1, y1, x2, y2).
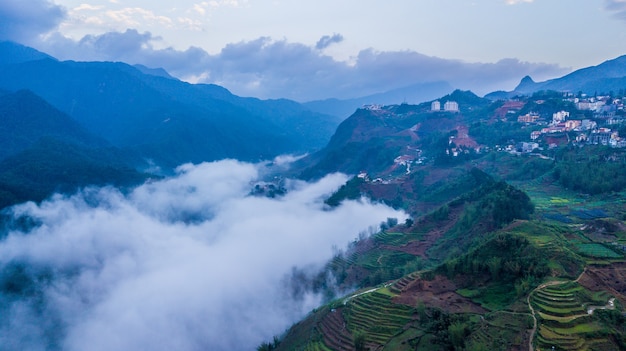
(266, 88, 626, 351)
(0, 138, 148, 209)
(273, 188, 626, 350)
(0, 43, 340, 168)
(0, 89, 107, 160)
(297, 90, 491, 180)
(0, 90, 148, 209)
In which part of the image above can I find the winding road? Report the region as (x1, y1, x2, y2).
(527, 280, 565, 351)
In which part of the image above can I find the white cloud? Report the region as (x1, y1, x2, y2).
(505, 0, 534, 4)
(34, 31, 569, 101)
(177, 16, 203, 31)
(605, 0, 626, 20)
(209, 0, 248, 8)
(0, 160, 404, 351)
(192, 3, 208, 15)
(105, 7, 174, 28)
(73, 4, 105, 12)
(3, 0, 571, 101)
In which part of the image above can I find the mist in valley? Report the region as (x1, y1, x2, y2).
(0, 159, 404, 351)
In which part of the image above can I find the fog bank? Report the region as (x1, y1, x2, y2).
(0, 160, 404, 351)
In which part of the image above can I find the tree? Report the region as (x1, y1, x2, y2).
(353, 331, 367, 351)
(405, 218, 414, 228)
(448, 322, 468, 350)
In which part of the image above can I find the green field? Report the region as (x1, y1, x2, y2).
(530, 281, 621, 350)
(575, 243, 623, 259)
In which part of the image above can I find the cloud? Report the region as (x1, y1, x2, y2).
(605, 0, 626, 20)
(505, 0, 534, 4)
(0, 0, 65, 41)
(104, 7, 174, 28)
(0, 160, 404, 351)
(74, 4, 105, 12)
(35, 31, 569, 101)
(316, 33, 344, 50)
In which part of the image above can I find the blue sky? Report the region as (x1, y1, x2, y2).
(2, 0, 626, 100)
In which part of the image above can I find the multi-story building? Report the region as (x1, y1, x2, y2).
(431, 100, 441, 111)
(444, 101, 459, 112)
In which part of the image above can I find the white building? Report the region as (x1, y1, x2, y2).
(431, 100, 441, 111)
(444, 101, 459, 112)
(552, 111, 570, 124)
(577, 100, 606, 112)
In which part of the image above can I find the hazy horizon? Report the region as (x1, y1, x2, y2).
(3, 1, 626, 100)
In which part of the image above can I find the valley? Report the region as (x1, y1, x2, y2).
(266, 90, 626, 350)
(0, 41, 626, 351)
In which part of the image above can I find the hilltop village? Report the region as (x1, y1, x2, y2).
(439, 93, 625, 152)
(348, 91, 626, 185)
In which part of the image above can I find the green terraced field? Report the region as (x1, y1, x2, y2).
(575, 243, 623, 259)
(343, 291, 414, 347)
(531, 281, 620, 351)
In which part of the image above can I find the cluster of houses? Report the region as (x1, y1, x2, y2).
(519, 105, 626, 149)
(356, 94, 626, 182)
(568, 95, 624, 114)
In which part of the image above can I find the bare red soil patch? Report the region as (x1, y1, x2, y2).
(393, 275, 487, 314)
(318, 307, 355, 351)
(493, 101, 526, 119)
(451, 125, 479, 148)
(577, 263, 626, 306)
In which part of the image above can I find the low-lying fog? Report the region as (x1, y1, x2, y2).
(0, 159, 405, 351)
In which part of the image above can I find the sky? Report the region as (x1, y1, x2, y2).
(2, 0, 626, 100)
(0, 160, 405, 351)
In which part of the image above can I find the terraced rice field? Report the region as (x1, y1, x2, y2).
(470, 311, 531, 350)
(530, 282, 617, 351)
(575, 243, 623, 259)
(389, 272, 420, 294)
(317, 307, 354, 351)
(343, 290, 414, 348)
(374, 231, 413, 246)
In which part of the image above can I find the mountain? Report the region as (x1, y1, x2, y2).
(0, 138, 148, 209)
(304, 81, 454, 119)
(0, 41, 54, 65)
(0, 89, 148, 209)
(266, 90, 626, 351)
(296, 90, 491, 180)
(133, 64, 176, 80)
(488, 54, 626, 98)
(0, 89, 107, 160)
(0, 43, 340, 168)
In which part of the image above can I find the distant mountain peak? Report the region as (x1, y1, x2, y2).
(133, 64, 176, 80)
(520, 75, 535, 84)
(0, 41, 56, 65)
(516, 75, 534, 87)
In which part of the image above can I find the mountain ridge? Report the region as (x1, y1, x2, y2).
(488, 54, 626, 98)
(0, 46, 340, 168)
(304, 81, 454, 119)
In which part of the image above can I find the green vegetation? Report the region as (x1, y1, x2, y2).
(553, 146, 626, 195)
(428, 169, 535, 260)
(325, 176, 365, 207)
(575, 243, 623, 259)
(0, 138, 148, 209)
(343, 291, 414, 346)
(530, 282, 623, 351)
